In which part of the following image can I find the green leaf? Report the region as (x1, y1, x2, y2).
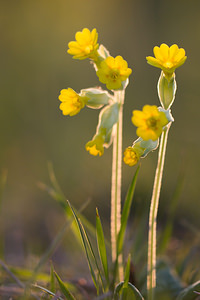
(50, 261, 55, 293)
(121, 254, 131, 300)
(123, 254, 131, 288)
(96, 208, 109, 287)
(117, 165, 140, 255)
(33, 283, 64, 300)
(114, 281, 144, 300)
(67, 200, 104, 294)
(54, 271, 76, 300)
(176, 280, 200, 300)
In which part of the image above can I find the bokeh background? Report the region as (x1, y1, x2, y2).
(1, 0, 200, 276)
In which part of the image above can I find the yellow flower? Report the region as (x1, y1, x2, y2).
(85, 134, 105, 156)
(96, 56, 132, 90)
(132, 105, 168, 141)
(123, 146, 142, 167)
(67, 28, 99, 60)
(146, 44, 187, 79)
(58, 88, 88, 116)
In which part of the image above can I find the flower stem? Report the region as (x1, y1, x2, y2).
(147, 123, 171, 300)
(111, 90, 124, 281)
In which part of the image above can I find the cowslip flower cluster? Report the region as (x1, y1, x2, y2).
(123, 105, 169, 167)
(124, 43, 186, 167)
(146, 43, 187, 80)
(59, 28, 132, 156)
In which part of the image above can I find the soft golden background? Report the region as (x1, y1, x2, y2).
(0, 0, 200, 270)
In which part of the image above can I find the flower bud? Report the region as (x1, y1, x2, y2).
(80, 87, 112, 109)
(97, 102, 119, 146)
(123, 143, 144, 166)
(157, 71, 177, 109)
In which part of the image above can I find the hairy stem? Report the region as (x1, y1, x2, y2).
(111, 90, 124, 281)
(147, 123, 171, 300)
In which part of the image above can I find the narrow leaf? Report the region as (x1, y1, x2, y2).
(114, 282, 144, 300)
(96, 208, 109, 287)
(67, 200, 100, 294)
(33, 284, 64, 300)
(50, 261, 55, 293)
(176, 280, 200, 300)
(54, 271, 76, 300)
(117, 165, 140, 255)
(123, 254, 131, 288)
(121, 254, 131, 300)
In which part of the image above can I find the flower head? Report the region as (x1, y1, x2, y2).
(96, 56, 132, 90)
(85, 134, 105, 156)
(146, 44, 187, 79)
(59, 88, 88, 116)
(67, 28, 99, 60)
(123, 146, 143, 166)
(132, 105, 168, 141)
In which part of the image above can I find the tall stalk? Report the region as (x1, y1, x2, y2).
(111, 90, 124, 281)
(147, 123, 171, 300)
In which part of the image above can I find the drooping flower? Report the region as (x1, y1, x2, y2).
(146, 44, 187, 79)
(132, 105, 168, 141)
(59, 88, 88, 116)
(67, 28, 99, 60)
(96, 55, 132, 90)
(85, 133, 105, 156)
(123, 145, 144, 167)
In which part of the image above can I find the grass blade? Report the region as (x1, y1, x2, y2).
(96, 208, 109, 287)
(50, 262, 56, 294)
(117, 165, 140, 255)
(114, 281, 144, 300)
(121, 254, 131, 300)
(54, 271, 76, 300)
(33, 283, 64, 299)
(176, 280, 200, 300)
(67, 200, 100, 294)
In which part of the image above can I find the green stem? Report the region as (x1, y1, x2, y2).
(111, 90, 124, 281)
(147, 123, 171, 300)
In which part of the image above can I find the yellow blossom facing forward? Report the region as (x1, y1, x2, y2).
(85, 134, 105, 156)
(146, 44, 187, 79)
(132, 105, 168, 141)
(96, 56, 132, 90)
(123, 146, 143, 167)
(67, 28, 99, 60)
(59, 88, 88, 116)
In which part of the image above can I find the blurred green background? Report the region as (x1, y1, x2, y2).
(0, 0, 200, 272)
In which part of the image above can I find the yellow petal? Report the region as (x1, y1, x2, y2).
(169, 44, 179, 59)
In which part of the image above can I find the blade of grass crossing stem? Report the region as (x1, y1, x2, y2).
(117, 165, 140, 255)
(96, 208, 109, 288)
(54, 271, 76, 300)
(67, 200, 103, 294)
